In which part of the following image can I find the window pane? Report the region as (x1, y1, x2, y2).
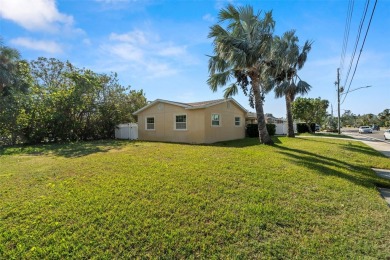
(176, 122, 186, 129)
(212, 114, 220, 126)
(176, 115, 186, 123)
(212, 114, 219, 121)
(146, 117, 154, 130)
(175, 115, 186, 129)
(235, 117, 240, 126)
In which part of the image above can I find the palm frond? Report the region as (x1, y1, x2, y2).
(274, 81, 289, 98)
(219, 4, 240, 23)
(296, 80, 311, 94)
(223, 83, 239, 98)
(208, 24, 229, 39)
(208, 55, 231, 74)
(297, 40, 313, 69)
(207, 70, 233, 92)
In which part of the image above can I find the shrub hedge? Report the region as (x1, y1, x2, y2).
(246, 124, 276, 137)
(297, 123, 316, 133)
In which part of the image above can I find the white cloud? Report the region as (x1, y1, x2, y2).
(202, 14, 215, 23)
(102, 29, 193, 78)
(0, 0, 78, 33)
(82, 38, 92, 46)
(102, 42, 144, 61)
(158, 46, 186, 57)
(10, 37, 63, 54)
(109, 31, 151, 45)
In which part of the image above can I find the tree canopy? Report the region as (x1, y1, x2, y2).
(292, 97, 329, 132)
(0, 43, 146, 146)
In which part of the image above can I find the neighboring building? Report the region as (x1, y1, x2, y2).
(246, 112, 257, 125)
(246, 112, 297, 135)
(246, 113, 286, 125)
(133, 98, 247, 144)
(265, 113, 285, 124)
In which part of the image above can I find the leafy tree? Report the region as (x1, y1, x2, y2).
(25, 59, 147, 142)
(0, 53, 147, 145)
(292, 97, 329, 133)
(0, 40, 33, 145)
(378, 109, 390, 127)
(272, 30, 313, 137)
(0, 38, 23, 95)
(341, 110, 357, 127)
(207, 4, 275, 145)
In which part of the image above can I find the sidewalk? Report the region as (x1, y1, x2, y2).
(341, 131, 390, 157)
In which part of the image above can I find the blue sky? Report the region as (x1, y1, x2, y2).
(0, 0, 389, 118)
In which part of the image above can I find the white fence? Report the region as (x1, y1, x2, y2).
(275, 122, 297, 135)
(115, 123, 138, 140)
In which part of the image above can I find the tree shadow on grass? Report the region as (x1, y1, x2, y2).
(0, 139, 131, 158)
(299, 137, 386, 158)
(273, 143, 390, 189)
(210, 136, 282, 148)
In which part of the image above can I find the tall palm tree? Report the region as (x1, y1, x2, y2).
(272, 30, 312, 137)
(207, 4, 275, 145)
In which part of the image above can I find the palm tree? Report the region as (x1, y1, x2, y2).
(207, 4, 275, 145)
(272, 30, 312, 137)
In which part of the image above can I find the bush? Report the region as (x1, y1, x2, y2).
(266, 124, 276, 136)
(297, 123, 316, 133)
(246, 124, 275, 137)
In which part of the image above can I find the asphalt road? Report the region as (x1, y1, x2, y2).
(342, 128, 390, 143)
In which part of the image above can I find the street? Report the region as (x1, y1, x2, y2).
(341, 127, 390, 144)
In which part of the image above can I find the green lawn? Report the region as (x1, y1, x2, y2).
(1, 137, 390, 258)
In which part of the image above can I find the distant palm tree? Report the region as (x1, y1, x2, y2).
(272, 30, 312, 137)
(0, 38, 21, 95)
(207, 4, 275, 145)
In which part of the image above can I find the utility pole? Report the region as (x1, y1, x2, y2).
(337, 68, 341, 134)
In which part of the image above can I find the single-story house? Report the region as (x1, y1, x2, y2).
(133, 98, 247, 144)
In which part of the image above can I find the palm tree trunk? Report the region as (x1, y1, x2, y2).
(285, 94, 295, 137)
(252, 78, 273, 145)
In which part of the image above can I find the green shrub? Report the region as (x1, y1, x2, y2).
(246, 124, 275, 137)
(266, 124, 276, 136)
(297, 123, 316, 133)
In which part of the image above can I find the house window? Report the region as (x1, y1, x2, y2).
(146, 117, 155, 130)
(235, 117, 241, 126)
(175, 115, 187, 130)
(211, 114, 220, 126)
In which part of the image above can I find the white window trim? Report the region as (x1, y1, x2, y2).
(234, 116, 242, 127)
(174, 114, 187, 131)
(211, 113, 221, 127)
(145, 116, 155, 131)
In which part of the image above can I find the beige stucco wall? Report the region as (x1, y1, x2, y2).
(136, 100, 245, 144)
(203, 101, 246, 143)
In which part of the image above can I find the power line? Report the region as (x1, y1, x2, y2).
(342, 0, 370, 90)
(339, 0, 354, 75)
(342, 0, 377, 104)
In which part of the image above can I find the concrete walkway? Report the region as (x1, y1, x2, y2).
(341, 132, 390, 157)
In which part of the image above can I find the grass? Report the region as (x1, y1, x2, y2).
(298, 132, 354, 139)
(1, 138, 390, 258)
